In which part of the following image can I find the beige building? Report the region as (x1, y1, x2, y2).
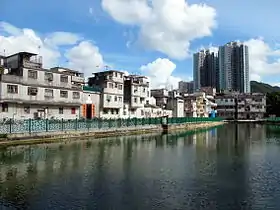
(183, 92, 217, 117)
(0, 52, 85, 120)
(88, 70, 125, 118)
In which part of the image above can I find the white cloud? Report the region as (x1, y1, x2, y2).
(64, 41, 104, 76)
(89, 7, 93, 15)
(244, 38, 280, 81)
(140, 58, 181, 89)
(0, 22, 105, 77)
(44, 32, 82, 47)
(0, 22, 60, 68)
(102, 0, 216, 59)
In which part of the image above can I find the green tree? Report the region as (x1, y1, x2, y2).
(266, 92, 280, 117)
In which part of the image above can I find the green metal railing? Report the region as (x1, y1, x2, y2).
(266, 117, 280, 122)
(0, 117, 223, 134)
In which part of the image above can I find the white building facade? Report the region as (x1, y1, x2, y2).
(88, 70, 125, 119)
(0, 52, 85, 120)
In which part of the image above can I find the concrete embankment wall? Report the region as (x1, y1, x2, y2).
(0, 121, 225, 148)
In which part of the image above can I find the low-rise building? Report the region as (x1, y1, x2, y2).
(183, 92, 217, 117)
(88, 70, 124, 118)
(151, 88, 184, 117)
(150, 89, 169, 109)
(0, 52, 84, 120)
(81, 86, 101, 119)
(167, 90, 184, 117)
(124, 75, 150, 114)
(215, 93, 266, 119)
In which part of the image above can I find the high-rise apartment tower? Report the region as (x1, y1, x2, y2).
(193, 50, 219, 91)
(219, 41, 250, 93)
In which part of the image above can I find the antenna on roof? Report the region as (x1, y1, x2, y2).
(104, 65, 110, 70)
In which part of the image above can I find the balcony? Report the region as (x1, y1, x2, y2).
(23, 56, 42, 69)
(71, 76, 85, 84)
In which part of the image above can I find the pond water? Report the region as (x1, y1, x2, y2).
(1, 124, 280, 209)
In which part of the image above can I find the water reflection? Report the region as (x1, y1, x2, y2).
(1, 124, 280, 209)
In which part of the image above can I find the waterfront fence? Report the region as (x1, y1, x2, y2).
(266, 117, 280, 122)
(0, 117, 223, 134)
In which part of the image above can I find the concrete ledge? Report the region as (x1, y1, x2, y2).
(0, 121, 226, 148)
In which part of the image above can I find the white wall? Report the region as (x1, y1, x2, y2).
(82, 91, 100, 117)
(0, 104, 80, 120)
(0, 82, 82, 104)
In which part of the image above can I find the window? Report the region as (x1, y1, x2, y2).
(115, 83, 118, 88)
(116, 109, 119, 114)
(24, 106, 30, 114)
(73, 92, 80, 99)
(45, 89, 54, 98)
(60, 90, 68, 98)
(114, 72, 118, 77)
(28, 70, 38, 79)
(45, 72, 53, 81)
(134, 97, 137, 103)
(2, 103, 8, 112)
(103, 109, 108, 114)
(7, 85, 18, 94)
(60, 75, 68, 83)
(71, 107, 76, 114)
(115, 96, 117, 101)
(143, 88, 146, 92)
(118, 97, 122, 102)
(118, 85, 122, 90)
(109, 83, 113, 88)
(27, 87, 38, 96)
(59, 107, 63, 114)
(134, 87, 138, 93)
(106, 95, 111, 101)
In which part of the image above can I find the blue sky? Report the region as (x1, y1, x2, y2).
(1, 0, 280, 88)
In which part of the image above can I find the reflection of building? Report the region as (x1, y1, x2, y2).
(0, 52, 84, 120)
(215, 93, 266, 119)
